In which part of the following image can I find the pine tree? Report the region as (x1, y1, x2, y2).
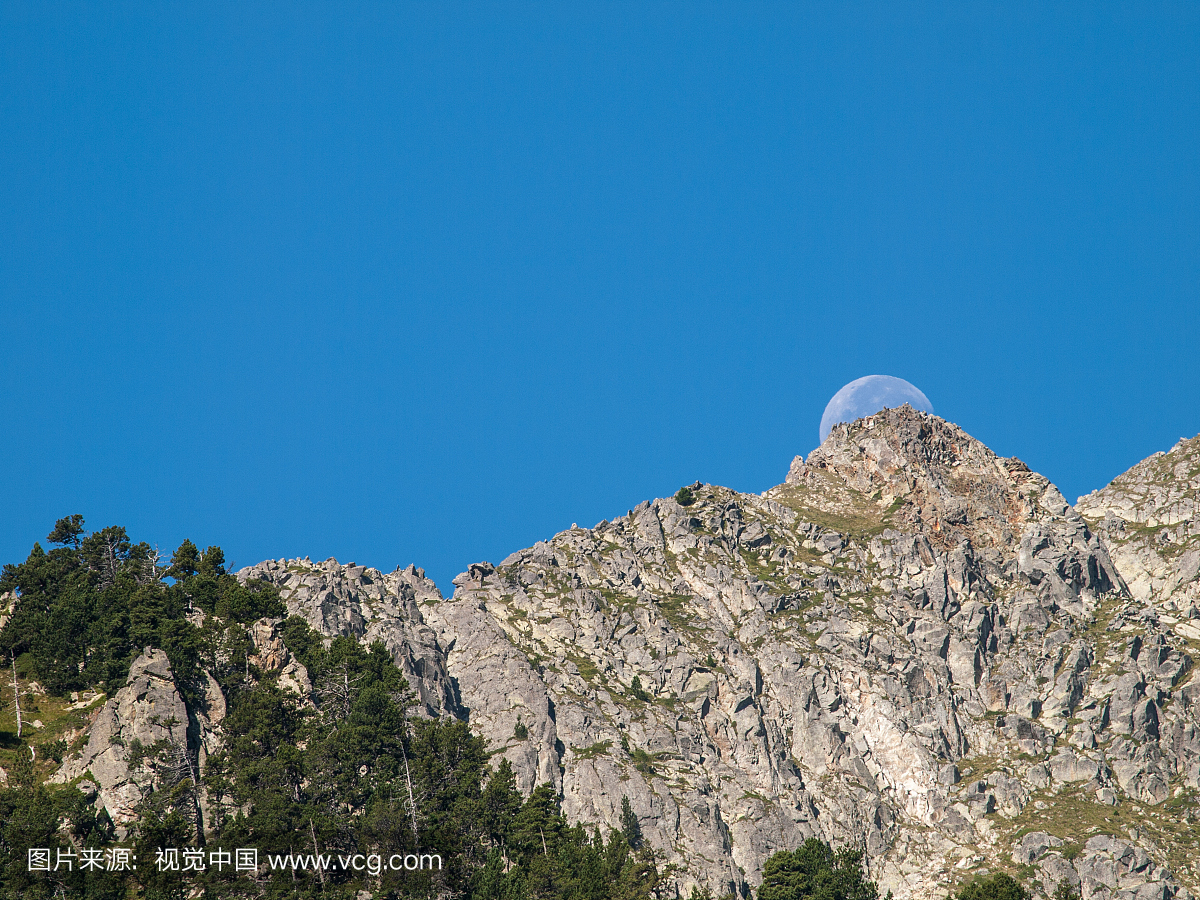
(951, 874, 1029, 900)
(759, 839, 885, 900)
(620, 796, 642, 849)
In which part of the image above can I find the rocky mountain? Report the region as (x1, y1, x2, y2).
(59, 408, 1200, 900)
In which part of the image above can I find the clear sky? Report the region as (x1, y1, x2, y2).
(2, 4, 1197, 592)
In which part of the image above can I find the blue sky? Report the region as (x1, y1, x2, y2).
(2, 4, 1197, 591)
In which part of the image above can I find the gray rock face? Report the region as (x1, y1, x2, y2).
(248, 616, 313, 699)
(423, 586, 563, 794)
(55, 650, 198, 835)
(206, 411, 1197, 900)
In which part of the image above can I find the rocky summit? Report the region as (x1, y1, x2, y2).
(60, 408, 1200, 900)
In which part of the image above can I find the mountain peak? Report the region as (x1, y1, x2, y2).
(784, 405, 1074, 552)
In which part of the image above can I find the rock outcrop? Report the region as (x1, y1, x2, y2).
(1077, 435, 1200, 615)
(54, 650, 205, 835)
(237, 558, 458, 718)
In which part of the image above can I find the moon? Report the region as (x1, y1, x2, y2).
(819, 375, 934, 443)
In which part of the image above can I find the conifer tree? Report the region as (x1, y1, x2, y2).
(620, 796, 642, 849)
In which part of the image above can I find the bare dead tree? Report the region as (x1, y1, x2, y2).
(131, 730, 205, 840)
(98, 537, 121, 589)
(138, 544, 169, 586)
(309, 820, 326, 886)
(400, 741, 420, 840)
(388, 688, 424, 840)
(314, 663, 364, 720)
(10, 653, 22, 739)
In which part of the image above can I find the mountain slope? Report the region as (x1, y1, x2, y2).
(1077, 435, 1200, 615)
(235, 408, 1200, 900)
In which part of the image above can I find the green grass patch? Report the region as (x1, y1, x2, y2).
(566, 652, 601, 685)
(955, 754, 1004, 780)
(1004, 785, 1123, 845)
(655, 593, 709, 642)
(0, 685, 98, 781)
(629, 747, 671, 776)
(1060, 842, 1083, 861)
(573, 741, 612, 759)
(738, 548, 792, 593)
(767, 477, 897, 541)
